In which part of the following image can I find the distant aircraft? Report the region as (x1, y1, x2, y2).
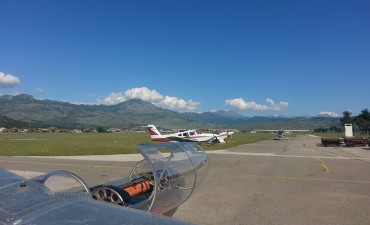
(217, 131, 235, 143)
(0, 142, 208, 225)
(143, 125, 233, 144)
(253, 129, 309, 140)
(254, 129, 310, 133)
(273, 130, 289, 140)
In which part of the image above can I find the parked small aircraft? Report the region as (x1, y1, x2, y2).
(254, 129, 309, 140)
(217, 131, 235, 143)
(254, 129, 309, 133)
(273, 130, 289, 140)
(143, 125, 233, 144)
(0, 142, 209, 225)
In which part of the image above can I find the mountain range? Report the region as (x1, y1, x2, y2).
(0, 94, 340, 130)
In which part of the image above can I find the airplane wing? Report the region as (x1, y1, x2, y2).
(167, 136, 197, 142)
(0, 167, 23, 189)
(0, 142, 208, 225)
(0, 176, 195, 225)
(167, 135, 217, 144)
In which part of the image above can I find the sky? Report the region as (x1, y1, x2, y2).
(0, 0, 369, 117)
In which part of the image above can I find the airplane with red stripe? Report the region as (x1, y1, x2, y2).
(143, 125, 233, 144)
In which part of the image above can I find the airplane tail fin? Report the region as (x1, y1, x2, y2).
(146, 125, 161, 136)
(143, 125, 167, 142)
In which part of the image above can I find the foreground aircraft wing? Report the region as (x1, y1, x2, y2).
(0, 176, 195, 225)
(0, 167, 23, 189)
(0, 142, 208, 225)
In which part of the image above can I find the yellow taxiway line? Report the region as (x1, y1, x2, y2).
(217, 172, 370, 185)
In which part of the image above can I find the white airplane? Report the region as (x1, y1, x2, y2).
(143, 125, 233, 144)
(215, 130, 234, 143)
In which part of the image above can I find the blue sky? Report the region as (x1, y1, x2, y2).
(0, 0, 369, 117)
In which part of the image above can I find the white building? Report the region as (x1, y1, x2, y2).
(0, 127, 9, 132)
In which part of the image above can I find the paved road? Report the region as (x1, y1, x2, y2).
(1, 135, 370, 225)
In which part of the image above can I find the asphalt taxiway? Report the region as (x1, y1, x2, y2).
(1, 135, 370, 225)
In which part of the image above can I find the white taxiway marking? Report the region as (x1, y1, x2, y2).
(207, 150, 370, 160)
(308, 135, 320, 138)
(9, 170, 44, 179)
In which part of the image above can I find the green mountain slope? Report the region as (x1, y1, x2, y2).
(0, 94, 209, 129)
(0, 94, 340, 130)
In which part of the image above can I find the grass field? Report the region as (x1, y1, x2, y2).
(0, 132, 275, 156)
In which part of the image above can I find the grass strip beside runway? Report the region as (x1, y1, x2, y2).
(0, 132, 274, 156)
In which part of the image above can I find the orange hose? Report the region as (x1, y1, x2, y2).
(124, 181, 151, 197)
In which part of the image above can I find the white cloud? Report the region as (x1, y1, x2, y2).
(266, 98, 274, 105)
(317, 111, 339, 117)
(158, 96, 200, 112)
(97, 87, 163, 105)
(225, 98, 289, 111)
(225, 98, 268, 110)
(34, 88, 44, 93)
(0, 72, 20, 88)
(98, 87, 200, 112)
(123, 87, 163, 102)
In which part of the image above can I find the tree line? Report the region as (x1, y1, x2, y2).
(340, 109, 370, 135)
(313, 127, 342, 133)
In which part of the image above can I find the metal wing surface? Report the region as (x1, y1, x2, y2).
(0, 170, 195, 225)
(0, 167, 23, 189)
(0, 142, 208, 225)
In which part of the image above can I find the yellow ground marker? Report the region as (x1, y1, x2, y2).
(304, 144, 330, 172)
(316, 158, 330, 172)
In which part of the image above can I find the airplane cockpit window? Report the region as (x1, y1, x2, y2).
(34, 170, 91, 194)
(189, 131, 195, 136)
(183, 132, 189, 137)
(87, 142, 208, 215)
